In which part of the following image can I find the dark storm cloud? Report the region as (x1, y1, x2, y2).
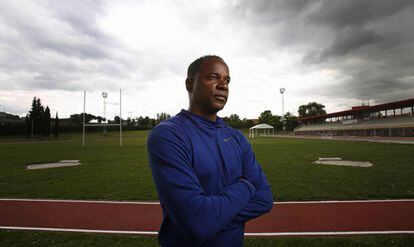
(307, 0, 413, 28)
(0, 1, 109, 59)
(234, 0, 315, 22)
(46, 1, 107, 38)
(308, 27, 383, 63)
(233, 0, 414, 106)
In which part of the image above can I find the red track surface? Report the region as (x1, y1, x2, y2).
(1, 199, 413, 237)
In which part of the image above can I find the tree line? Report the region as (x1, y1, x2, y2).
(221, 102, 326, 131)
(24, 97, 59, 138)
(60, 112, 172, 130)
(1, 97, 326, 136)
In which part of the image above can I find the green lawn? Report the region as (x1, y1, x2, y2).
(0, 131, 157, 200)
(1, 230, 413, 247)
(0, 131, 413, 201)
(251, 137, 414, 201)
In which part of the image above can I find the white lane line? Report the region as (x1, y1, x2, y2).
(0, 226, 157, 235)
(244, 231, 414, 236)
(1, 226, 413, 236)
(1, 198, 414, 204)
(274, 199, 414, 204)
(0, 198, 160, 205)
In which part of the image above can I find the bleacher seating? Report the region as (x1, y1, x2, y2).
(295, 116, 414, 133)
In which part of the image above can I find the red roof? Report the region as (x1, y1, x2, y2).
(300, 98, 414, 122)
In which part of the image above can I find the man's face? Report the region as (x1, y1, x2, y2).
(187, 58, 230, 115)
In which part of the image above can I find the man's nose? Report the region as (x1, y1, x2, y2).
(217, 78, 229, 90)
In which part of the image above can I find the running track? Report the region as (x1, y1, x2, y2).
(1, 199, 413, 237)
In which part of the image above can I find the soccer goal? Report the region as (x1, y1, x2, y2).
(82, 89, 123, 147)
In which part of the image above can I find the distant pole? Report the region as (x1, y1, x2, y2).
(102, 92, 108, 134)
(120, 89, 123, 147)
(280, 88, 286, 132)
(31, 119, 34, 138)
(82, 90, 86, 147)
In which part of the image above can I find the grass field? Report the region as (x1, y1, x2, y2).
(1, 230, 414, 247)
(1, 131, 413, 201)
(1, 130, 413, 246)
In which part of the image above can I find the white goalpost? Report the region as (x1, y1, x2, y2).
(82, 89, 123, 147)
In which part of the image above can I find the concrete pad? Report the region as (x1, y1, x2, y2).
(26, 161, 80, 170)
(318, 157, 342, 161)
(314, 159, 372, 167)
(59, 160, 80, 163)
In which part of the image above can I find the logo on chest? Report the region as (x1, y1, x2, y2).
(223, 137, 232, 142)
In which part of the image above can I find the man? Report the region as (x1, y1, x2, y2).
(147, 55, 273, 246)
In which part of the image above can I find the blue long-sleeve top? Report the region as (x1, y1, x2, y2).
(147, 110, 273, 246)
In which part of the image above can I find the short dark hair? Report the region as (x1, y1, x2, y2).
(187, 55, 226, 80)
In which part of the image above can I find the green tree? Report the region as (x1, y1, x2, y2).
(144, 116, 150, 127)
(28, 97, 38, 136)
(96, 116, 105, 123)
(36, 98, 44, 136)
(258, 110, 281, 129)
(284, 112, 299, 131)
(156, 112, 171, 124)
(136, 116, 157, 129)
(54, 112, 59, 138)
(222, 115, 255, 129)
(27, 97, 51, 137)
(223, 114, 248, 129)
(258, 110, 272, 124)
(229, 114, 240, 122)
(126, 117, 132, 126)
(70, 113, 100, 124)
(298, 102, 327, 118)
(149, 118, 156, 128)
(24, 114, 31, 138)
(43, 106, 51, 137)
(137, 116, 145, 127)
(241, 118, 254, 129)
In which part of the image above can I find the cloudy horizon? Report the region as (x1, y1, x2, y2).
(1, 0, 414, 120)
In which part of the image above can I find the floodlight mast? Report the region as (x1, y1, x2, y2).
(82, 90, 123, 147)
(82, 91, 86, 147)
(119, 89, 122, 147)
(102, 92, 108, 133)
(280, 88, 286, 132)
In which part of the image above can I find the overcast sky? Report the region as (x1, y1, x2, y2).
(1, 0, 413, 119)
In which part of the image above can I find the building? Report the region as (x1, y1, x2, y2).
(294, 98, 414, 137)
(0, 112, 23, 125)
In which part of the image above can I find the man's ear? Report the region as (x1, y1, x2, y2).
(185, 78, 193, 93)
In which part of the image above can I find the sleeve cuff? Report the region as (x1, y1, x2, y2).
(239, 178, 256, 194)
